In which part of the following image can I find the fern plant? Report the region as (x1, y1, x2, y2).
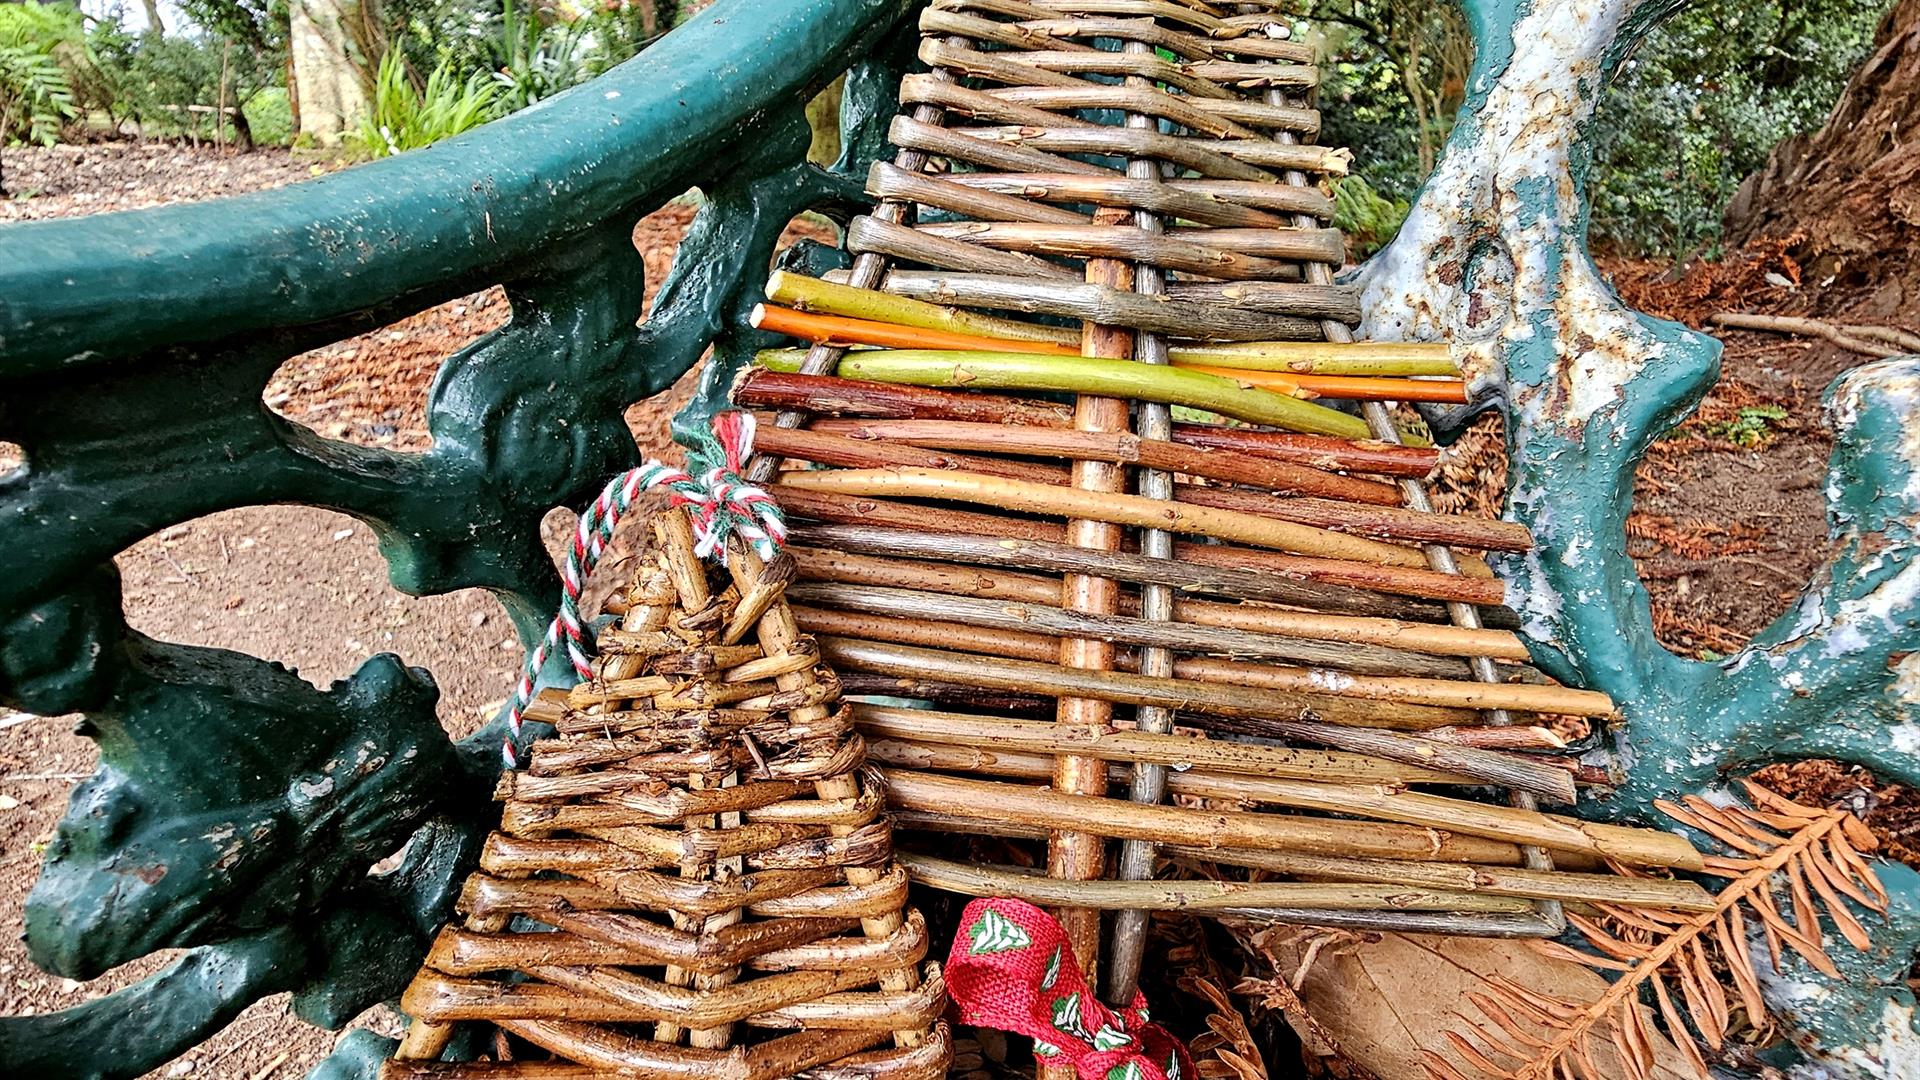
(351, 45, 499, 158)
(0, 1, 87, 147)
(1428, 780, 1888, 1080)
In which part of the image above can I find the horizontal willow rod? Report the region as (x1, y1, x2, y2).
(916, 8, 1101, 55)
(818, 624, 1477, 729)
(754, 426, 1068, 486)
(1163, 334, 1456, 375)
(987, 49, 1284, 98)
(781, 419, 1461, 520)
(781, 501, 1510, 609)
(733, 368, 1075, 428)
(847, 214, 1076, 281)
(993, 10, 1319, 65)
(832, 640, 1578, 801)
(797, 605, 1509, 707)
(1188, 365, 1468, 405)
(889, 808, 1702, 913)
(880, 769, 1534, 863)
(917, 37, 1104, 94)
(852, 703, 1476, 784)
(771, 267, 1368, 354)
(1165, 422, 1438, 476)
(791, 581, 1469, 678)
(785, 535, 1477, 628)
(850, 268, 1329, 342)
(861, 734, 1692, 868)
(802, 414, 1440, 484)
(991, 85, 1320, 132)
(750, 305, 1079, 358)
(900, 854, 1530, 913)
(731, 368, 1438, 474)
(1164, 846, 1713, 912)
(959, 125, 1353, 180)
(1171, 485, 1532, 552)
(914, 221, 1344, 280)
(773, 351, 1372, 438)
(888, 115, 1112, 180)
(883, 809, 1594, 875)
(897, 794, 1703, 906)
(805, 582, 1597, 716)
(934, 170, 1306, 229)
(769, 417, 1400, 505)
(789, 527, 1529, 654)
(1148, 649, 1610, 716)
(761, 431, 1513, 551)
(866, 160, 1092, 229)
(776, 466, 1427, 565)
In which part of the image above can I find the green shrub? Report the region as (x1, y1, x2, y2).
(88, 16, 281, 144)
(0, 1, 90, 146)
(243, 84, 291, 145)
(1589, 0, 1890, 257)
(352, 45, 500, 157)
(1331, 174, 1410, 258)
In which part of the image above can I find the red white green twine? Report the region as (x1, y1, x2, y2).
(500, 411, 785, 769)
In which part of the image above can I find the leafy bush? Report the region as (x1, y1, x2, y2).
(352, 45, 499, 157)
(1295, 0, 1892, 258)
(1331, 174, 1410, 257)
(88, 15, 282, 144)
(242, 84, 290, 145)
(1589, 0, 1890, 257)
(0, 1, 90, 146)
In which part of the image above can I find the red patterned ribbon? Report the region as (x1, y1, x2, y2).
(945, 899, 1196, 1080)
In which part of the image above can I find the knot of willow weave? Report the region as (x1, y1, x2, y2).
(499, 410, 785, 768)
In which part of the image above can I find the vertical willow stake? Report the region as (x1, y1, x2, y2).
(1107, 36, 1178, 1006)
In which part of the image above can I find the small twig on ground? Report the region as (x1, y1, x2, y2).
(1711, 312, 1920, 358)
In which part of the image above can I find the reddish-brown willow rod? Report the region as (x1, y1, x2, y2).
(773, 491, 1511, 607)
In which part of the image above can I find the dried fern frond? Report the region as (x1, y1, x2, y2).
(1428, 779, 1887, 1080)
(1182, 976, 1270, 1080)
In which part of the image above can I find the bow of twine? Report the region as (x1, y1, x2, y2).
(947, 899, 1196, 1080)
(500, 410, 785, 768)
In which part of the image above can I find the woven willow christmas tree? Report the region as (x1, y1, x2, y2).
(731, 0, 1712, 1008)
(385, 504, 949, 1080)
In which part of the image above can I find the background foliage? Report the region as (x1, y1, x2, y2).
(1293, 0, 1895, 256)
(0, 0, 1903, 255)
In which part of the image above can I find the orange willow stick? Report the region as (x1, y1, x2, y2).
(1184, 365, 1471, 404)
(750, 303, 1080, 357)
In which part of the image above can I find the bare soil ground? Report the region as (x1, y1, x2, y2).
(2, 140, 1913, 1077)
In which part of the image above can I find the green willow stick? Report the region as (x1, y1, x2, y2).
(764, 269, 1079, 346)
(755, 349, 1374, 439)
(1170, 342, 1458, 377)
(759, 272, 1455, 375)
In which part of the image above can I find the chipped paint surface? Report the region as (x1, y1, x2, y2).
(1358, 0, 1703, 430)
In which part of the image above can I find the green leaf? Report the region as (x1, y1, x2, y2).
(1051, 990, 1088, 1041)
(1106, 1061, 1144, 1080)
(1040, 944, 1062, 990)
(967, 907, 1031, 955)
(1092, 1023, 1133, 1051)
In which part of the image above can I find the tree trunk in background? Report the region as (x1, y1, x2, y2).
(139, 0, 166, 35)
(288, 0, 369, 146)
(1723, 0, 1920, 292)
